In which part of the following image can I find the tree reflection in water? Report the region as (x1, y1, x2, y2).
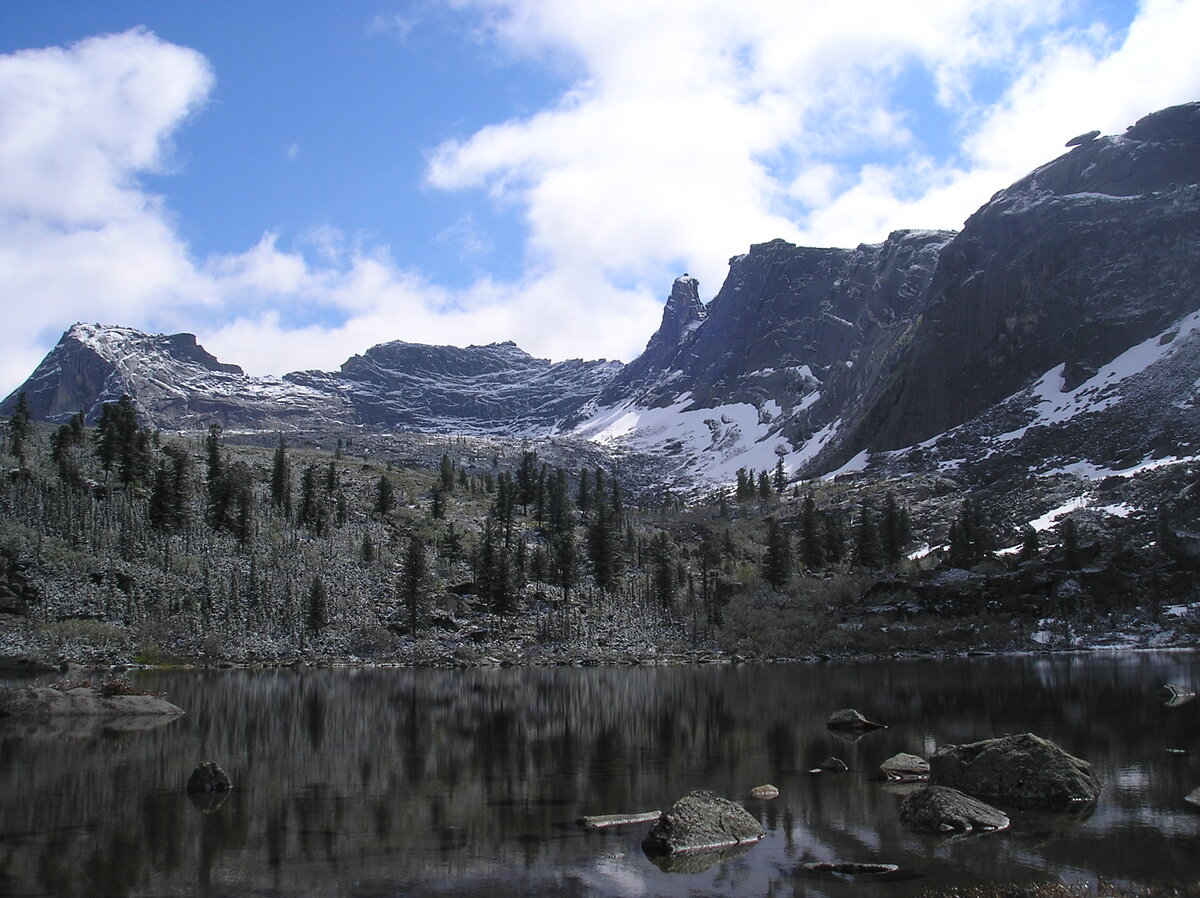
(1, 651, 1197, 897)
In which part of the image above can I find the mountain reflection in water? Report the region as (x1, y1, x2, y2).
(1, 652, 1197, 897)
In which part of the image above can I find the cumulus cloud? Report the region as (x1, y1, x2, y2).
(2, 4, 1199, 397)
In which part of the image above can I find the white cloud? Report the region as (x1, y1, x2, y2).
(2, 4, 1199, 399)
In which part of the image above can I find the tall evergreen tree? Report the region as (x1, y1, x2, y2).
(854, 499, 882, 568)
(947, 497, 992, 567)
(400, 534, 430, 635)
(516, 449, 539, 514)
(439, 454, 456, 492)
(588, 502, 621, 593)
(376, 474, 395, 517)
(307, 575, 329, 633)
(8, 391, 31, 463)
(880, 492, 911, 565)
(800, 493, 825, 570)
(763, 516, 792, 589)
(270, 435, 292, 513)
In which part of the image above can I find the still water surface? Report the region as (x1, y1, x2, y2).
(1, 652, 1198, 897)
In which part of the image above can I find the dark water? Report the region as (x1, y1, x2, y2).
(1, 652, 1198, 897)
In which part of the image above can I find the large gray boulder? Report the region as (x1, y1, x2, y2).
(899, 785, 1010, 834)
(930, 733, 1099, 809)
(0, 685, 183, 717)
(642, 790, 764, 856)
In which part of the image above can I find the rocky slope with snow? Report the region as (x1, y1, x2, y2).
(4, 101, 1198, 500)
(576, 101, 1200, 491)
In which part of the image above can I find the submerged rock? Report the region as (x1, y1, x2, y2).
(899, 785, 1010, 834)
(799, 861, 904, 880)
(0, 685, 183, 717)
(930, 733, 1100, 809)
(642, 790, 764, 856)
(880, 752, 930, 782)
(827, 708, 886, 730)
(187, 761, 232, 794)
(749, 784, 779, 800)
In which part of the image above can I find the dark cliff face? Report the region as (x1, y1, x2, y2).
(853, 101, 1200, 459)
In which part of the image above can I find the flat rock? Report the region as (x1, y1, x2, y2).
(880, 752, 930, 782)
(643, 790, 764, 856)
(827, 708, 886, 730)
(812, 757, 848, 773)
(930, 733, 1100, 809)
(749, 784, 779, 800)
(899, 785, 1010, 834)
(576, 810, 661, 830)
(0, 685, 183, 717)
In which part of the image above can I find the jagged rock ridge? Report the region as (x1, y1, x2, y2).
(4, 101, 1198, 491)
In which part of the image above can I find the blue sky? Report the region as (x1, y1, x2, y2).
(2, 0, 1198, 397)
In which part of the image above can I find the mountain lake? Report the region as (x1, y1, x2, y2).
(1, 651, 1197, 897)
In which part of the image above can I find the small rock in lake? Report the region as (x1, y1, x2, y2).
(799, 861, 903, 880)
(879, 752, 930, 782)
(827, 708, 886, 731)
(643, 790, 763, 856)
(1186, 787, 1200, 809)
(187, 761, 232, 794)
(811, 757, 848, 774)
(749, 784, 779, 800)
(1157, 683, 1195, 707)
(899, 785, 1010, 834)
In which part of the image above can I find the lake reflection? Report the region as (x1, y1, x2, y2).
(1, 652, 1198, 897)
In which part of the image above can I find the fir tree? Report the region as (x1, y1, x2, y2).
(854, 499, 882, 568)
(650, 531, 676, 608)
(947, 497, 992, 567)
(376, 474, 395, 517)
(763, 516, 792, 589)
(880, 492, 911, 565)
(307, 575, 329, 633)
(400, 534, 430, 635)
(8, 390, 31, 464)
(772, 457, 787, 493)
(800, 493, 825, 570)
(439, 453, 456, 492)
(270, 435, 292, 512)
(1019, 525, 1041, 561)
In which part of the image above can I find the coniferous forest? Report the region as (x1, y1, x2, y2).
(1, 393, 1197, 669)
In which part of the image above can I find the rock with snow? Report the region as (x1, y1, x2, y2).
(642, 790, 764, 856)
(899, 785, 1010, 834)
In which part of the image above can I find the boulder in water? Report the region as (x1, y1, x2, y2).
(749, 784, 779, 800)
(879, 752, 929, 782)
(187, 761, 232, 794)
(899, 785, 1010, 834)
(642, 790, 764, 856)
(930, 733, 1099, 809)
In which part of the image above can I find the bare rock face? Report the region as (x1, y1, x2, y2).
(880, 752, 930, 782)
(642, 790, 764, 856)
(827, 708, 886, 730)
(899, 785, 1010, 834)
(0, 685, 183, 717)
(930, 733, 1100, 809)
(186, 761, 232, 794)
